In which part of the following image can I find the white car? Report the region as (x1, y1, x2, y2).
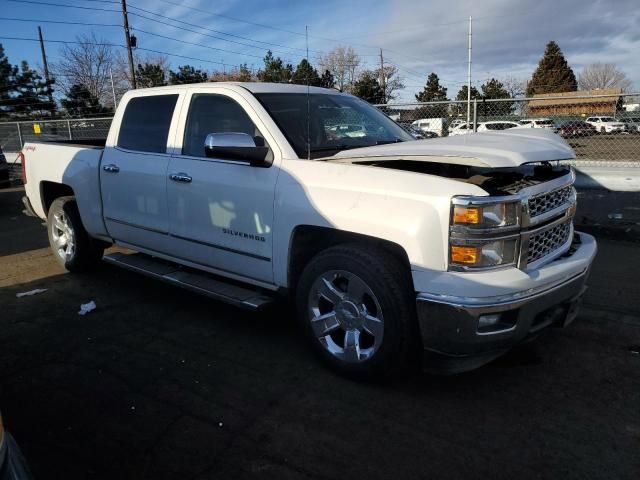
(448, 119, 466, 133)
(585, 116, 625, 134)
(20, 82, 596, 378)
(519, 118, 557, 131)
(620, 117, 640, 133)
(449, 121, 522, 136)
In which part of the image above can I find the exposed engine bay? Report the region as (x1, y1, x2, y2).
(359, 159, 571, 195)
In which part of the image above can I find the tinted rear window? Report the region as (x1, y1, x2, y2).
(118, 95, 179, 153)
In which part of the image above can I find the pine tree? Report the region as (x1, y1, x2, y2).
(480, 78, 512, 115)
(0, 43, 18, 119)
(352, 71, 384, 104)
(415, 73, 448, 102)
(257, 51, 293, 83)
(12, 61, 55, 118)
(61, 84, 108, 117)
(135, 63, 166, 88)
(291, 59, 321, 86)
(414, 73, 448, 117)
(320, 69, 335, 89)
(168, 65, 209, 85)
(527, 41, 577, 96)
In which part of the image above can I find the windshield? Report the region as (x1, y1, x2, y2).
(601, 117, 616, 122)
(536, 120, 554, 125)
(255, 93, 413, 159)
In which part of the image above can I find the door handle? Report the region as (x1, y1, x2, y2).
(103, 164, 120, 173)
(170, 172, 192, 183)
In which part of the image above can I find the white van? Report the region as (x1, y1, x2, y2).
(411, 118, 444, 137)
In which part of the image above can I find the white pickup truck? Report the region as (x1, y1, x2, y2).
(21, 83, 597, 378)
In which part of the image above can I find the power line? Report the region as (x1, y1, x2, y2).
(0, 16, 121, 27)
(127, 4, 314, 55)
(7, 0, 120, 13)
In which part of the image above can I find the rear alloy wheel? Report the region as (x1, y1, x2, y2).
(600, 127, 606, 134)
(296, 244, 417, 379)
(47, 196, 104, 272)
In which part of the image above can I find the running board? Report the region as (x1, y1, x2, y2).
(103, 252, 274, 311)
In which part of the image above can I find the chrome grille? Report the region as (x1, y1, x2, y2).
(527, 220, 572, 264)
(528, 185, 574, 218)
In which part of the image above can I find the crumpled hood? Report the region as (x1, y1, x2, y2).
(328, 128, 576, 168)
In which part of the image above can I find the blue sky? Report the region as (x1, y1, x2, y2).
(1, 0, 639, 101)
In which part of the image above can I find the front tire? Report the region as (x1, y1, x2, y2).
(296, 244, 418, 380)
(47, 196, 104, 272)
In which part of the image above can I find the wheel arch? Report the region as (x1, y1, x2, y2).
(40, 181, 75, 216)
(287, 225, 414, 293)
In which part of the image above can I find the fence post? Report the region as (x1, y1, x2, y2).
(66, 119, 73, 140)
(16, 122, 23, 149)
(473, 98, 478, 132)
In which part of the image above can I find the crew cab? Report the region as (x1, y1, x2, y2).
(21, 83, 597, 378)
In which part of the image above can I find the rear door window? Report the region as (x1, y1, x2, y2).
(117, 94, 179, 153)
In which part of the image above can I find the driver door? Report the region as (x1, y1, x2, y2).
(166, 90, 279, 283)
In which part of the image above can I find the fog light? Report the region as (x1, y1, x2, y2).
(478, 314, 502, 332)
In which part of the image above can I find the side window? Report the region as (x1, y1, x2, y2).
(183, 94, 265, 158)
(118, 94, 178, 153)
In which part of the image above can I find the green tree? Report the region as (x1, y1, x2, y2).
(291, 58, 321, 86)
(12, 61, 55, 118)
(0, 43, 18, 119)
(320, 69, 335, 89)
(480, 78, 512, 116)
(257, 50, 293, 83)
(236, 64, 252, 82)
(61, 83, 108, 117)
(414, 73, 449, 117)
(135, 63, 166, 88)
(452, 85, 481, 117)
(352, 71, 384, 104)
(527, 41, 577, 96)
(168, 65, 209, 85)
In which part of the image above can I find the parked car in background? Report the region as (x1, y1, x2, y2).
(519, 118, 557, 131)
(558, 121, 596, 138)
(411, 118, 444, 137)
(620, 117, 640, 133)
(0, 146, 11, 189)
(585, 116, 625, 133)
(448, 119, 466, 133)
(449, 121, 522, 136)
(0, 412, 33, 479)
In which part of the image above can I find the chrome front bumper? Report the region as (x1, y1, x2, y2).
(416, 232, 596, 374)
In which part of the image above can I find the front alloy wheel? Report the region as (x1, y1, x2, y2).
(308, 270, 384, 363)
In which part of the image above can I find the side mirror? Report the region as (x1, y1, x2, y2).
(204, 132, 270, 167)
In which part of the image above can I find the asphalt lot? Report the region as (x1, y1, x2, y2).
(1, 186, 639, 479)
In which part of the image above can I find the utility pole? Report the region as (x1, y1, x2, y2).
(109, 67, 117, 109)
(466, 15, 472, 128)
(379, 48, 387, 104)
(37, 26, 55, 112)
(121, 0, 137, 89)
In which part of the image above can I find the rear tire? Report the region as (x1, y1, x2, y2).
(296, 244, 418, 380)
(47, 196, 104, 272)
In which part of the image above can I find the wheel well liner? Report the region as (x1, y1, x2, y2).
(40, 181, 74, 215)
(288, 225, 414, 292)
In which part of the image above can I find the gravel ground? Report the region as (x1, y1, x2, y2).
(1, 187, 639, 480)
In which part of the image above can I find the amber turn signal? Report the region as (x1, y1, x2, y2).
(453, 206, 480, 224)
(450, 245, 479, 264)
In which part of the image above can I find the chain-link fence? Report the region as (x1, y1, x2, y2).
(0, 118, 113, 157)
(379, 92, 640, 162)
(2, 93, 640, 164)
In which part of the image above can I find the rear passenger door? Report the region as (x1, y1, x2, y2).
(165, 89, 280, 284)
(101, 92, 182, 252)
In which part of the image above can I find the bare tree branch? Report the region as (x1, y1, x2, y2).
(578, 63, 633, 92)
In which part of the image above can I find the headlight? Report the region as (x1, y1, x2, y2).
(449, 196, 521, 271)
(452, 202, 518, 229)
(450, 237, 519, 269)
